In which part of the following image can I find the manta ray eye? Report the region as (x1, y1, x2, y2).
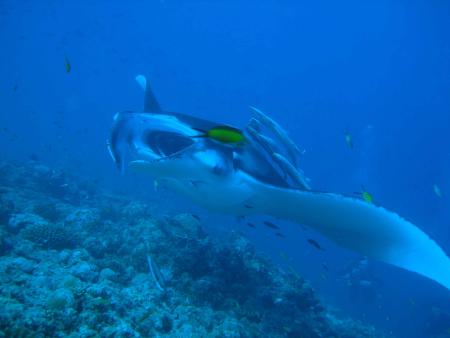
(144, 131, 194, 157)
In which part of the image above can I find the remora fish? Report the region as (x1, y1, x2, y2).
(108, 75, 450, 292)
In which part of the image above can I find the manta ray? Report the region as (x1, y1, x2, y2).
(108, 75, 450, 291)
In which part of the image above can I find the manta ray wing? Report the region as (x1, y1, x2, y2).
(247, 177, 450, 290)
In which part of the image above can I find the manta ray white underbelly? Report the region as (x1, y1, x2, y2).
(108, 75, 450, 292)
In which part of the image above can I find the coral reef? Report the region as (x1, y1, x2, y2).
(18, 214, 79, 250)
(0, 161, 387, 337)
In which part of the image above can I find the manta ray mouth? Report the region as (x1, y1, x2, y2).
(134, 137, 195, 167)
(143, 130, 195, 159)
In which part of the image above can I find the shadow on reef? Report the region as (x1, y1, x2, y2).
(0, 160, 389, 337)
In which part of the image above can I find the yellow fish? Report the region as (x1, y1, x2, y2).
(359, 185, 373, 203)
(362, 190, 373, 203)
(64, 54, 71, 74)
(193, 126, 245, 144)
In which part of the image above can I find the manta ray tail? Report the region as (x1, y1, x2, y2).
(255, 184, 450, 290)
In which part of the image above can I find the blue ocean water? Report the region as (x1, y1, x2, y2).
(1, 1, 449, 337)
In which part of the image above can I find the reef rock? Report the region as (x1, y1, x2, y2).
(0, 161, 388, 337)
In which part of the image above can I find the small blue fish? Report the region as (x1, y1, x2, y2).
(344, 131, 353, 149)
(433, 184, 443, 198)
(307, 238, 325, 251)
(263, 221, 280, 230)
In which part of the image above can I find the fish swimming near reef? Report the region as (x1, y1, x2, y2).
(64, 54, 71, 74)
(307, 238, 325, 251)
(108, 74, 450, 292)
(361, 190, 373, 203)
(263, 220, 280, 230)
(433, 184, 443, 198)
(344, 130, 353, 149)
(354, 186, 374, 204)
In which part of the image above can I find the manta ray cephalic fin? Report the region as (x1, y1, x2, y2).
(136, 74, 162, 113)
